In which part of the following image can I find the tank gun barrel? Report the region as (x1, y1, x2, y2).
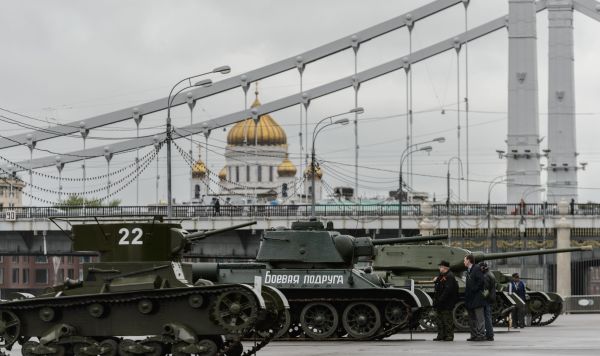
(473, 246, 592, 263)
(185, 221, 257, 242)
(372, 234, 448, 246)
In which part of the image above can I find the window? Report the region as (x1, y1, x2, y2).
(0, 256, 3, 262)
(194, 185, 200, 199)
(0, 268, 4, 285)
(246, 166, 250, 182)
(79, 268, 83, 281)
(35, 269, 48, 284)
(12, 256, 18, 263)
(67, 269, 75, 280)
(257, 166, 262, 182)
(22, 256, 28, 263)
(235, 166, 240, 182)
(80, 256, 91, 263)
(67, 256, 74, 264)
(269, 166, 274, 182)
(35, 256, 48, 264)
(12, 268, 19, 284)
(22, 269, 29, 284)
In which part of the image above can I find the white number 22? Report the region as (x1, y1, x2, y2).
(118, 227, 144, 245)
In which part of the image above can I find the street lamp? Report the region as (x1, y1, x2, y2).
(446, 156, 464, 244)
(487, 175, 512, 254)
(310, 108, 361, 216)
(165, 66, 229, 217)
(398, 137, 445, 237)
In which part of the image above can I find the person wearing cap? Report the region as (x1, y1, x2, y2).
(463, 254, 486, 341)
(480, 262, 497, 341)
(509, 273, 527, 328)
(433, 260, 458, 341)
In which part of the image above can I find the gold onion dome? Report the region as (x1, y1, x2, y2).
(304, 164, 323, 179)
(277, 156, 297, 177)
(218, 166, 227, 181)
(192, 159, 207, 178)
(227, 90, 287, 146)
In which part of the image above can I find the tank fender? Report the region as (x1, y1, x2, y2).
(412, 288, 433, 307)
(262, 285, 290, 309)
(392, 288, 423, 308)
(527, 291, 551, 302)
(543, 291, 565, 303)
(240, 284, 266, 310)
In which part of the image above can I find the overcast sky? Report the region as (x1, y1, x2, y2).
(1, 0, 599, 206)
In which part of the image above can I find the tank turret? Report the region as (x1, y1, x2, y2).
(71, 219, 256, 262)
(256, 220, 447, 268)
(373, 244, 592, 272)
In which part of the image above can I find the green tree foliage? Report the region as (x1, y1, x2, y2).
(56, 195, 121, 207)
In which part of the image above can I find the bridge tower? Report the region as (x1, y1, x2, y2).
(506, 0, 543, 203)
(547, 0, 578, 203)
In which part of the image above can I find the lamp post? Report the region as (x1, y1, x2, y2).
(104, 147, 113, 199)
(446, 156, 464, 244)
(310, 108, 362, 216)
(487, 175, 511, 254)
(153, 136, 161, 205)
(398, 137, 445, 237)
(79, 122, 89, 208)
(25, 134, 35, 207)
(55, 156, 64, 202)
(165, 65, 230, 217)
(133, 108, 142, 205)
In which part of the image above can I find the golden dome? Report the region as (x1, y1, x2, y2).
(277, 156, 297, 177)
(218, 166, 227, 181)
(192, 159, 207, 178)
(304, 164, 323, 179)
(227, 90, 287, 146)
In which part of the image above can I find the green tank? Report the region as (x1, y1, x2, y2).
(372, 243, 591, 331)
(0, 218, 288, 356)
(491, 270, 565, 326)
(193, 220, 448, 340)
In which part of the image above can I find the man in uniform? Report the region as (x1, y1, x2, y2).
(509, 272, 527, 328)
(433, 260, 458, 341)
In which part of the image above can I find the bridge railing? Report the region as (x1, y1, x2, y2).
(0, 202, 596, 220)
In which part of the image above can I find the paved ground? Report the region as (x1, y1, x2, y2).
(250, 314, 600, 356)
(7, 314, 598, 355)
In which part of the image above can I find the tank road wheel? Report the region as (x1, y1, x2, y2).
(452, 302, 470, 331)
(299, 303, 339, 340)
(0, 310, 20, 347)
(22, 341, 39, 356)
(417, 307, 438, 331)
(211, 290, 259, 334)
(341, 302, 381, 339)
(527, 295, 547, 326)
(118, 339, 160, 356)
(98, 339, 119, 356)
(384, 301, 409, 326)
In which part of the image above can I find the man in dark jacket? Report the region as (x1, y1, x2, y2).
(509, 273, 527, 328)
(480, 262, 496, 341)
(433, 260, 458, 341)
(463, 254, 486, 341)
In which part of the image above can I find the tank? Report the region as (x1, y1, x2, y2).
(193, 220, 448, 340)
(491, 270, 564, 326)
(372, 243, 592, 331)
(0, 218, 288, 356)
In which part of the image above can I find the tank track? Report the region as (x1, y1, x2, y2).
(276, 296, 413, 341)
(0, 284, 277, 356)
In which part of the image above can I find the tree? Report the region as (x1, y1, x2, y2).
(56, 195, 121, 207)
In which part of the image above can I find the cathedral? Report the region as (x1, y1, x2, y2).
(190, 87, 323, 204)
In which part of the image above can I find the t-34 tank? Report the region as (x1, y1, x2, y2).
(194, 220, 447, 340)
(0, 218, 287, 356)
(372, 243, 591, 330)
(491, 270, 565, 326)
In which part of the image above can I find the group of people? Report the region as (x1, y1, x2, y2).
(432, 255, 527, 341)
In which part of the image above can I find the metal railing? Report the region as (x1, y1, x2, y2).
(0, 202, 597, 220)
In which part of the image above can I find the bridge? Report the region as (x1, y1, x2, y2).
(2, 0, 600, 297)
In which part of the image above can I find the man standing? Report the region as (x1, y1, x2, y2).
(464, 254, 486, 341)
(433, 260, 458, 341)
(509, 273, 527, 328)
(480, 262, 496, 341)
